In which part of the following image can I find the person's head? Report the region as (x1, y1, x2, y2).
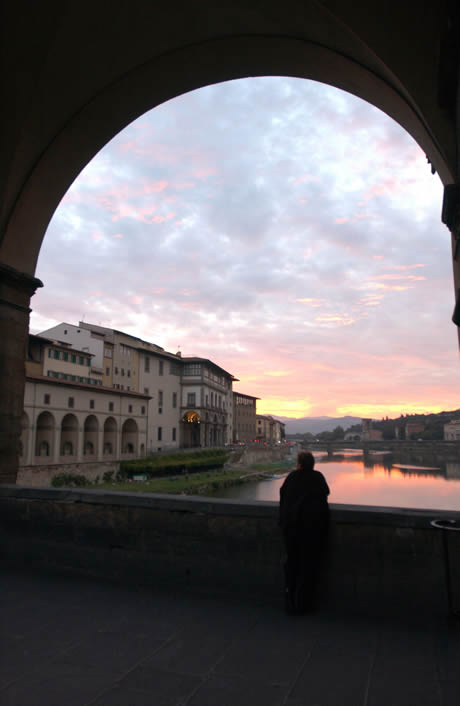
(297, 450, 315, 472)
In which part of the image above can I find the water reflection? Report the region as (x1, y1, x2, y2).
(210, 449, 460, 511)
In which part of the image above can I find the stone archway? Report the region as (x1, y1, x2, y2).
(121, 418, 138, 455)
(60, 414, 78, 459)
(1, 3, 459, 482)
(182, 411, 201, 448)
(35, 411, 55, 460)
(83, 415, 98, 458)
(103, 416, 117, 457)
(20, 411, 29, 463)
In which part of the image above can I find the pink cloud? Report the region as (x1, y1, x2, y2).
(143, 180, 168, 193)
(334, 217, 349, 224)
(291, 174, 320, 184)
(387, 264, 426, 270)
(91, 231, 103, 241)
(295, 298, 325, 306)
(362, 177, 399, 202)
(366, 274, 426, 282)
(353, 213, 374, 220)
(113, 233, 123, 239)
(194, 167, 216, 180)
(175, 182, 196, 190)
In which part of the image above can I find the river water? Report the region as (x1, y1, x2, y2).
(211, 449, 460, 511)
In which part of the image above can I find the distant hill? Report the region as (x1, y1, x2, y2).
(278, 416, 362, 435)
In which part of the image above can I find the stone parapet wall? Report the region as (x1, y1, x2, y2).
(1, 486, 459, 618)
(17, 461, 119, 487)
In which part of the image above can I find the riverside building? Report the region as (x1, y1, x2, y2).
(180, 357, 237, 448)
(39, 322, 238, 452)
(232, 392, 258, 443)
(21, 334, 150, 467)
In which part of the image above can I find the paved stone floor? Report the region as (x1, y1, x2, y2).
(1, 568, 460, 706)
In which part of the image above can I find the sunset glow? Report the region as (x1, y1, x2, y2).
(30, 77, 460, 421)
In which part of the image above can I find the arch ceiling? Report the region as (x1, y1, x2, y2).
(1, 0, 458, 275)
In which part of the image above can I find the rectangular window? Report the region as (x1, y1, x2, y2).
(172, 392, 177, 408)
(104, 347, 112, 358)
(86, 358, 90, 366)
(127, 370, 130, 377)
(144, 387, 149, 395)
(68, 397, 74, 408)
(44, 394, 50, 404)
(71, 354, 76, 363)
(128, 404, 133, 413)
(79, 356, 84, 365)
(172, 427, 176, 442)
(183, 364, 201, 376)
(158, 427, 162, 441)
(170, 362, 181, 375)
(115, 367, 118, 374)
(106, 367, 110, 376)
(90, 399, 94, 409)
(158, 390, 163, 405)
(109, 402, 114, 411)
(54, 350, 60, 359)
(145, 357, 150, 373)
(121, 368, 125, 376)
(141, 406, 146, 415)
(187, 392, 196, 407)
(48, 349, 52, 358)
(159, 360, 164, 376)
(63, 352, 68, 361)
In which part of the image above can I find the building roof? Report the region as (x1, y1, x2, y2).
(29, 333, 95, 358)
(233, 391, 260, 401)
(181, 356, 238, 381)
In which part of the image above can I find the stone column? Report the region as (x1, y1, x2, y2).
(0, 264, 43, 483)
(97, 426, 104, 461)
(442, 185, 460, 341)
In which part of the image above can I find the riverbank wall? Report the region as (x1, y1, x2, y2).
(1, 485, 458, 619)
(228, 445, 294, 466)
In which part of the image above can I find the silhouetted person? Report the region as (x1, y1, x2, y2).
(279, 450, 330, 614)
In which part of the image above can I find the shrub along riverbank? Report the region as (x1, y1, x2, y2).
(119, 448, 229, 478)
(51, 452, 292, 495)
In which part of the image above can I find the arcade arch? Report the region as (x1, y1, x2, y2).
(122, 419, 138, 455)
(20, 412, 29, 461)
(83, 415, 99, 457)
(103, 417, 117, 457)
(60, 414, 78, 458)
(35, 411, 55, 459)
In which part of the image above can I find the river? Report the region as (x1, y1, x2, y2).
(210, 449, 460, 511)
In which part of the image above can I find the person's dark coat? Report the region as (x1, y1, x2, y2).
(279, 468, 330, 532)
(279, 468, 330, 613)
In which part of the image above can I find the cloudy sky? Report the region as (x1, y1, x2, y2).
(31, 77, 460, 419)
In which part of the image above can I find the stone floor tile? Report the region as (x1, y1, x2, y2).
(215, 635, 311, 684)
(439, 680, 460, 706)
(117, 665, 201, 701)
(366, 677, 441, 706)
(61, 632, 166, 674)
(89, 685, 172, 706)
(0, 664, 115, 706)
(187, 673, 288, 706)
(289, 651, 372, 706)
(145, 636, 230, 675)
